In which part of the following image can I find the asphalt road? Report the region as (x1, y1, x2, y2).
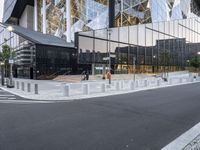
(0, 83, 200, 150)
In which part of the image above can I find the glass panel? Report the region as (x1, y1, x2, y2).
(119, 26, 128, 44)
(129, 25, 138, 45)
(110, 28, 119, 42)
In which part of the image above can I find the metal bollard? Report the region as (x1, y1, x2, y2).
(130, 81, 135, 90)
(169, 78, 173, 85)
(34, 84, 38, 94)
(157, 79, 161, 86)
(179, 78, 183, 83)
(27, 83, 31, 92)
(21, 82, 25, 91)
(116, 82, 120, 91)
(101, 83, 106, 93)
(16, 81, 19, 89)
(135, 80, 139, 88)
(189, 73, 192, 78)
(121, 81, 124, 90)
(144, 80, 148, 87)
(83, 84, 89, 95)
(63, 84, 70, 97)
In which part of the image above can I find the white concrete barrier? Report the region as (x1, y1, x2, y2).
(169, 78, 173, 85)
(157, 79, 161, 86)
(121, 81, 124, 90)
(116, 82, 120, 91)
(144, 79, 148, 87)
(101, 83, 106, 93)
(27, 83, 31, 92)
(34, 84, 38, 94)
(130, 81, 135, 90)
(59, 72, 198, 97)
(83, 84, 89, 95)
(135, 80, 139, 88)
(16, 81, 19, 89)
(21, 82, 25, 91)
(179, 78, 183, 83)
(63, 84, 70, 97)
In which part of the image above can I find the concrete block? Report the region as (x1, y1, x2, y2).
(16, 81, 19, 89)
(116, 82, 120, 91)
(27, 83, 31, 92)
(21, 82, 25, 91)
(121, 81, 124, 90)
(135, 80, 139, 88)
(144, 80, 148, 87)
(34, 84, 38, 94)
(63, 84, 70, 97)
(179, 78, 183, 83)
(130, 81, 135, 90)
(169, 78, 173, 85)
(83, 84, 89, 95)
(157, 79, 161, 86)
(101, 83, 106, 93)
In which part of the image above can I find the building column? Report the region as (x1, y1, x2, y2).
(109, 0, 115, 28)
(42, 0, 46, 34)
(120, 0, 123, 27)
(34, 0, 38, 31)
(66, 0, 71, 42)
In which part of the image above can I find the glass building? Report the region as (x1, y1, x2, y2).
(1, 0, 200, 78)
(0, 24, 76, 79)
(77, 0, 200, 74)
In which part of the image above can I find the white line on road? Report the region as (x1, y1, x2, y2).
(0, 95, 15, 97)
(162, 122, 200, 150)
(0, 97, 8, 99)
(8, 98, 17, 100)
(0, 100, 53, 104)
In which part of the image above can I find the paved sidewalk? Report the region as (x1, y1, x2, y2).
(0, 74, 199, 101)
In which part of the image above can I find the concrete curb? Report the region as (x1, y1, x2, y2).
(162, 123, 200, 150)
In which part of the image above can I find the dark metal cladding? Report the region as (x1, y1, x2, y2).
(109, 0, 115, 28)
(195, 0, 200, 9)
(1, 23, 74, 48)
(3, 0, 34, 23)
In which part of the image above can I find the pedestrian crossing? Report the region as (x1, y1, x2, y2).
(0, 99, 54, 104)
(0, 89, 54, 104)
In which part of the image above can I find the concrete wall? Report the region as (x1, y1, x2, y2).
(19, 5, 34, 30)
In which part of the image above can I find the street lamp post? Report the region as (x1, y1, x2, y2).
(1, 62, 5, 86)
(133, 56, 136, 82)
(197, 52, 200, 76)
(107, 28, 112, 85)
(7, 25, 14, 88)
(186, 60, 190, 67)
(153, 55, 156, 73)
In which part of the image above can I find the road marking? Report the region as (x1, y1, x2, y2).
(8, 98, 16, 100)
(162, 122, 200, 150)
(0, 97, 8, 99)
(0, 95, 15, 97)
(0, 100, 53, 104)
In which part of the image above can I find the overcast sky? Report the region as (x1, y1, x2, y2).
(0, 0, 4, 22)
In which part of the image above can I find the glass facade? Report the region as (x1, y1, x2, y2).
(35, 44, 77, 79)
(0, 25, 36, 78)
(35, 0, 200, 41)
(77, 17, 200, 74)
(2, 0, 200, 77)
(0, 24, 76, 79)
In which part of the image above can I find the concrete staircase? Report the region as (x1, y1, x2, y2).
(53, 75, 83, 83)
(53, 74, 153, 83)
